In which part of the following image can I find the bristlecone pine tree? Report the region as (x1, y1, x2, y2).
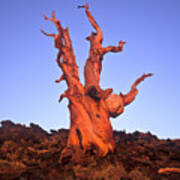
(41, 3, 152, 161)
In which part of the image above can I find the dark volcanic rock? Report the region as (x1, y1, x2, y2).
(0, 120, 180, 180)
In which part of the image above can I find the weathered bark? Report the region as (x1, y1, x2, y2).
(42, 3, 152, 161)
(158, 168, 180, 174)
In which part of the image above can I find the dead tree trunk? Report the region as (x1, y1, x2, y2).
(41, 3, 152, 161)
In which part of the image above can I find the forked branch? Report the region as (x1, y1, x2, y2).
(79, 3, 103, 43)
(41, 12, 83, 101)
(80, 3, 126, 100)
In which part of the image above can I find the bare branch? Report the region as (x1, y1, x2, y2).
(120, 73, 153, 106)
(82, 4, 127, 100)
(158, 168, 180, 174)
(55, 74, 65, 83)
(58, 91, 68, 103)
(120, 89, 138, 106)
(131, 73, 153, 89)
(42, 12, 84, 100)
(42, 12, 64, 50)
(77, 5, 85, 9)
(40, 29, 55, 37)
(43, 12, 63, 32)
(83, 3, 103, 43)
(103, 41, 126, 54)
(42, 13, 52, 21)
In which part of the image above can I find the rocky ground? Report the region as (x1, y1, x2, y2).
(0, 120, 180, 180)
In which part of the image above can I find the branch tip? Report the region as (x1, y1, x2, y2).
(59, 93, 66, 103)
(132, 73, 153, 89)
(40, 29, 46, 35)
(77, 5, 85, 9)
(55, 74, 65, 83)
(85, 3, 89, 10)
(119, 41, 126, 48)
(42, 13, 49, 20)
(52, 11, 55, 18)
(120, 41, 126, 45)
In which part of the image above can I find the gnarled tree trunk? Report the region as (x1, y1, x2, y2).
(41, 4, 152, 161)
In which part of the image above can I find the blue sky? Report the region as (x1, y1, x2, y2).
(0, 0, 180, 138)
